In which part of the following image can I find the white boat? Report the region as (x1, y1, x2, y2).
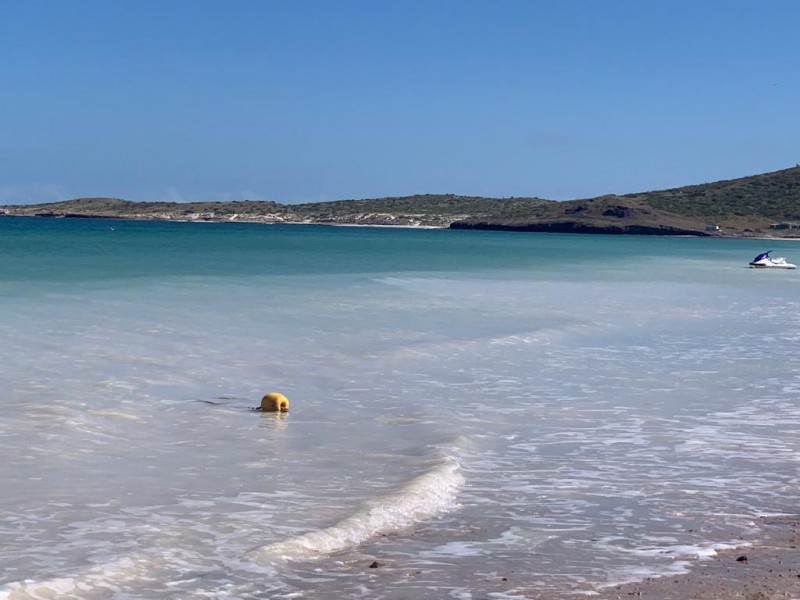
(749, 251, 797, 269)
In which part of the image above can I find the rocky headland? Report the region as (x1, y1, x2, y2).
(3, 166, 800, 237)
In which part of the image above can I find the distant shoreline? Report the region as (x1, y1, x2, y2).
(4, 163, 800, 238)
(4, 211, 800, 240)
(0, 211, 450, 230)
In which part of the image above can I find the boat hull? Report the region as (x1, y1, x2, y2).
(749, 262, 796, 269)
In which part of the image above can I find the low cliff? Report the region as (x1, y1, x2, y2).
(451, 196, 710, 236)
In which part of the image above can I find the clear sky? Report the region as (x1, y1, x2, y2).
(1, 0, 798, 204)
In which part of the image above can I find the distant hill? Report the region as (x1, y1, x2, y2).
(451, 195, 713, 236)
(0, 194, 556, 229)
(624, 165, 800, 225)
(453, 166, 800, 235)
(3, 166, 800, 236)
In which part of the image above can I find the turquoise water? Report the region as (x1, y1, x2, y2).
(1, 216, 800, 599)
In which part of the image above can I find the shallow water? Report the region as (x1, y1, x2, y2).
(1, 216, 799, 599)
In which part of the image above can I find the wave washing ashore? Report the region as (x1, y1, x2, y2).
(1, 216, 800, 599)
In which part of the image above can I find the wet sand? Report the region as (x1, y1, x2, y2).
(596, 516, 800, 600)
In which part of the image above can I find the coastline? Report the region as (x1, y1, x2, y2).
(594, 515, 800, 600)
(0, 211, 454, 229)
(4, 212, 800, 239)
(3, 166, 800, 237)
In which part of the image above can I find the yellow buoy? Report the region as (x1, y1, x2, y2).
(260, 392, 289, 412)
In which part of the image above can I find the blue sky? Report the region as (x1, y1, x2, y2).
(1, 0, 798, 204)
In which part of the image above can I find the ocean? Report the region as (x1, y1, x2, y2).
(1, 215, 799, 599)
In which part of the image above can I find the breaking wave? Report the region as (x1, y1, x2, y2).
(248, 457, 465, 562)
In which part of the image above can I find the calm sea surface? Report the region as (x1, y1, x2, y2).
(1, 216, 799, 599)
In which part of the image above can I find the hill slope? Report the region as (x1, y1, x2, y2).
(2, 166, 799, 235)
(625, 166, 800, 224)
(452, 166, 800, 235)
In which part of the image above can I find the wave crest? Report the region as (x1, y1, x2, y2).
(248, 458, 464, 562)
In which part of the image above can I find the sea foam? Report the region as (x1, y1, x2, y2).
(247, 458, 464, 562)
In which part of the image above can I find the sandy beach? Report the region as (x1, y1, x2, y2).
(596, 516, 800, 600)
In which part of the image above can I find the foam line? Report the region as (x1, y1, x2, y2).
(0, 460, 464, 597)
(248, 458, 465, 562)
(0, 552, 163, 599)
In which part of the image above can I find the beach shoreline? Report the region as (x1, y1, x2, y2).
(4, 212, 800, 239)
(594, 515, 800, 600)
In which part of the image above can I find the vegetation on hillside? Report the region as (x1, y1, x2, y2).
(623, 166, 800, 222)
(290, 194, 552, 217)
(3, 166, 799, 235)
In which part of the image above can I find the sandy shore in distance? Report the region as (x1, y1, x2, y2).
(594, 515, 800, 600)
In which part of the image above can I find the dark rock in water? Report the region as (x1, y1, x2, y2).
(368, 560, 383, 568)
(736, 555, 748, 562)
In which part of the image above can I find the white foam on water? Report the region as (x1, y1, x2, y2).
(596, 540, 748, 589)
(0, 578, 77, 600)
(248, 458, 464, 562)
(485, 592, 532, 599)
(0, 554, 160, 600)
(420, 541, 485, 558)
